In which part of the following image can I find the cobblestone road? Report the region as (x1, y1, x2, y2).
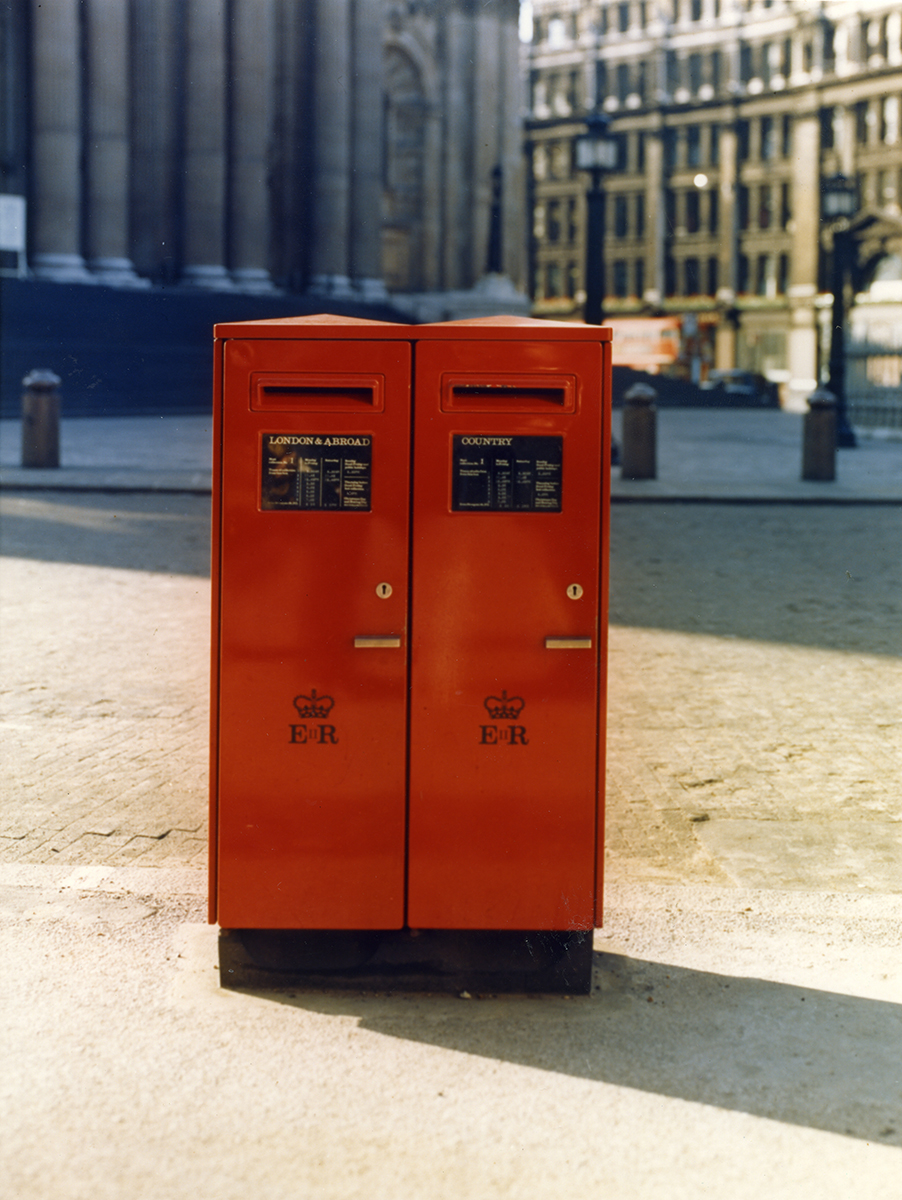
(1, 490, 900, 892)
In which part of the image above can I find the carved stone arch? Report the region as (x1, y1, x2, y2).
(381, 39, 438, 292)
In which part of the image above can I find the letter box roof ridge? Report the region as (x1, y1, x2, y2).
(213, 312, 613, 341)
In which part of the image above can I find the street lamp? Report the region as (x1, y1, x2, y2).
(576, 110, 618, 325)
(821, 173, 858, 448)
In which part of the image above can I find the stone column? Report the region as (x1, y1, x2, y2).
(182, 0, 232, 289)
(470, 7, 501, 285)
(499, 6, 526, 289)
(229, 0, 276, 291)
(130, 0, 182, 283)
(309, 0, 354, 296)
(348, 0, 387, 299)
(29, 0, 92, 281)
(786, 104, 821, 411)
(714, 119, 738, 369)
(643, 122, 665, 308)
(84, 0, 147, 286)
(441, 7, 474, 290)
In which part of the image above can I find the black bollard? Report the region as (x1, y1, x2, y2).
(621, 382, 657, 480)
(21, 369, 62, 469)
(802, 386, 836, 482)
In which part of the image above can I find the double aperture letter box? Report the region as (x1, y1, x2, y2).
(210, 315, 612, 991)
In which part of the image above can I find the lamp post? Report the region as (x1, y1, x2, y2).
(576, 111, 618, 325)
(821, 173, 858, 448)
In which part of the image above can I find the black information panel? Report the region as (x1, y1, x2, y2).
(261, 433, 372, 511)
(452, 435, 563, 512)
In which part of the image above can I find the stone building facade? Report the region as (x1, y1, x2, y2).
(524, 0, 902, 412)
(0, 0, 526, 312)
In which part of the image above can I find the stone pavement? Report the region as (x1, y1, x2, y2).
(1, 410, 901, 1199)
(2, 407, 901, 499)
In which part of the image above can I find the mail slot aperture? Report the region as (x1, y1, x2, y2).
(441, 374, 576, 412)
(251, 373, 384, 411)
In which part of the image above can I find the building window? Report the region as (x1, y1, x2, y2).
(635, 193, 645, 238)
(689, 54, 702, 93)
(685, 257, 700, 294)
(709, 123, 720, 166)
(820, 108, 835, 150)
(782, 38, 792, 77)
(883, 96, 900, 145)
(738, 185, 750, 230)
(567, 263, 579, 299)
(666, 50, 679, 95)
(663, 128, 678, 170)
(547, 201, 561, 242)
(686, 190, 700, 233)
(707, 256, 718, 296)
(687, 125, 701, 167)
(691, 0, 702, 20)
(635, 257, 645, 298)
(758, 186, 772, 230)
(614, 194, 629, 238)
(740, 43, 753, 84)
(665, 255, 677, 297)
(856, 101, 869, 145)
(708, 189, 719, 234)
(617, 63, 630, 104)
(760, 116, 775, 160)
(823, 22, 835, 71)
(614, 259, 629, 297)
(665, 190, 677, 233)
(618, 3, 630, 34)
(614, 132, 629, 170)
(781, 115, 792, 157)
(780, 182, 791, 228)
(738, 254, 749, 293)
(636, 60, 647, 103)
(568, 70, 581, 113)
(637, 132, 646, 172)
(755, 254, 769, 296)
(737, 120, 750, 161)
(778, 253, 789, 294)
(567, 199, 578, 243)
(710, 50, 721, 93)
(546, 262, 562, 298)
(548, 17, 567, 47)
(595, 62, 608, 106)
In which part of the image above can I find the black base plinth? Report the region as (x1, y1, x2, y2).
(218, 927, 594, 995)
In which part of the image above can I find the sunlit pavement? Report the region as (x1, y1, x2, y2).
(1, 412, 900, 1199)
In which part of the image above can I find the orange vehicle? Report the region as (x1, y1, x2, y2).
(209, 314, 611, 990)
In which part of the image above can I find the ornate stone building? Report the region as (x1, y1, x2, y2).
(0, 0, 526, 314)
(524, 0, 902, 414)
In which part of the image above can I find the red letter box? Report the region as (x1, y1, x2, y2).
(210, 315, 612, 990)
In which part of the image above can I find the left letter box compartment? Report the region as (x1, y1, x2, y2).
(214, 340, 412, 929)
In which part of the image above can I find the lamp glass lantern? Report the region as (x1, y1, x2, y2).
(821, 174, 857, 220)
(575, 114, 619, 172)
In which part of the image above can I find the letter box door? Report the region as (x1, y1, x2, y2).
(407, 339, 607, 930)
(213, 338, 412, 929)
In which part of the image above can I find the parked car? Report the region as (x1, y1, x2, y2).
(699, 370, 779, 407)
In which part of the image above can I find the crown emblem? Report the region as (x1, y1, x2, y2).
(484, 691, 525, 720)
(293, 689, 335, 719)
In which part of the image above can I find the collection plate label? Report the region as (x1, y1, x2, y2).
(262, 434, 372, 511)
(452, 435, 562, 512)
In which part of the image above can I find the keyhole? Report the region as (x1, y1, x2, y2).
(567, 583, 584, 600)
(377, 582, 393, 599)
